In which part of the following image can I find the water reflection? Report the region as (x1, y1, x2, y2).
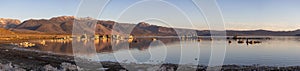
(11, 36, 300, 55)
(21, 38, 182, 55)
(12, 36, 297, 55)
(4, 36, 300, 65)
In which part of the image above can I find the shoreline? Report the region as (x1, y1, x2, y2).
(1, 44, 300, 70)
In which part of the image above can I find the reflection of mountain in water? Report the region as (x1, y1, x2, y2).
(27, 38, 181, 55)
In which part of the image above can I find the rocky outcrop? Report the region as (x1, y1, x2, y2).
(0, 18, 21, 28)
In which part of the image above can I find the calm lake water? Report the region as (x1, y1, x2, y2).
(4, 36, 300, 66)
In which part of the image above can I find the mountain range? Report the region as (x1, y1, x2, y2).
(0, 16, 299, 36)
(0, 18, 21, 29)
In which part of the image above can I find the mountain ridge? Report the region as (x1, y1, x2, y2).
(0, 18, 21, 28)
(0, 16, 299, 36)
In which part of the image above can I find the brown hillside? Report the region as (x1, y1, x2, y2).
(0, 28, 15, 35)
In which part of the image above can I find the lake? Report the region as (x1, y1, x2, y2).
(6, 36, 300, 66)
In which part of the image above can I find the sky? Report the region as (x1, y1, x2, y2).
(0, 0, 300, 31)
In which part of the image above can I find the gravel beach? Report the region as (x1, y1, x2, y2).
(1, 44, 300, 71)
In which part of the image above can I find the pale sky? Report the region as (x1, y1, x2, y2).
(0, 0, 299, 31)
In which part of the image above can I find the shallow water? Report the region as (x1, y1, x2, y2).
(3, 36, 300, 66)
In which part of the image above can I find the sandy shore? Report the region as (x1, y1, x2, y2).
(1, 44, 300, 71)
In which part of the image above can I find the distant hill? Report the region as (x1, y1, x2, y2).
(0, 16, 299, 36)
(12, 16, 179, 36)
(15, 16, 112, 35)
(225, 30, 298, 36)
(0, 18, 21, 28)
